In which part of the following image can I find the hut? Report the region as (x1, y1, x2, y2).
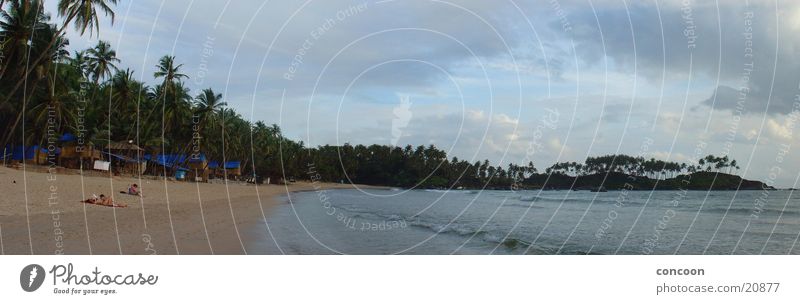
(187, 153, 209, 182)
(207, 161, 221, 179)
(104, 141, 146, 175)
(1, 144, 59, 166)
(207, 160, 242, 180)
(223, 161, 242, 180)
(144, 154, 190, 180)
(34, 145, 60, 165)
(58, 133, 102, 169)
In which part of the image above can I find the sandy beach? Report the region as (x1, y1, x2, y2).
(0, 165, 372, 254)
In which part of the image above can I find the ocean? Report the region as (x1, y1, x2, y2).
(247, 188, 800, 254)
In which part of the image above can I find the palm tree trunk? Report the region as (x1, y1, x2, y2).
(1, 77, 42, 150)
(0, 11, 78, 107)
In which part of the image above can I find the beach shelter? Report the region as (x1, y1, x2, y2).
(206, 160, 242, 180)
(143, 154, 191, 180)
(224, 161, 242, 179)
(1, 145, 57, 165)
(104, 141, 146, 175)
(58, 133, 102, 169)
(187, 153, 210, 182)
(207, 160, 221, 179)
(11, 145, 35, 161)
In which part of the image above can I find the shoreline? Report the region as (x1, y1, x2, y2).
(0, 166, 380, 254)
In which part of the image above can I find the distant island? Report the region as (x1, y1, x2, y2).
(307, 149, 774, 191)
(523, 171, 773, 191)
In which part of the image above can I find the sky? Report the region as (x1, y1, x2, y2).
(42, 0, 800, 187)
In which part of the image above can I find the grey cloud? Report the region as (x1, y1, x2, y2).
(559, 0, 800, 115)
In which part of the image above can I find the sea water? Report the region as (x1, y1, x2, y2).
(247, 188, 800, 254)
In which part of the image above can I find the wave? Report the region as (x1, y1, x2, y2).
(518, 195, 628, 205)
(480, 233, 533, 249)
(422, 189, 482, 195)
(409, 219, 487, 236)
(332, 204, 373, 214)
(501, 202, 545, 209)
(423, 189, 449, 193)
(407, 218, 545, 251)
(331, 204, 411, 225)
(328, 201, 593, 253)
(702, 207, 800, 216)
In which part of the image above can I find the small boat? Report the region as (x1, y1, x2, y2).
(590, 186, 607, 192)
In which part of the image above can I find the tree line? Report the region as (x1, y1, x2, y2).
(546, 154, 740, 180)
(0, 1, 743, 188)
(0, 0, 295, 181)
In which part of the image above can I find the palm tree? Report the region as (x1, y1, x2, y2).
(0, 1, 57, 149)
(190, 88, 225, 159)
(729, 159, 738, 174)
(70, 50, 89, 78)
(25, 24, 74, 149)
(194, 88, 226, 119)
(146, 56, 188, 147)
(108, 68, 147, 140)
(162, 81, 192, 141)
(57, 0, 118, 37)
(153, 55, 187, 104)
(0, 0, 119, 108)
(86, 40, 118, 83)
(109, 68, 137, 111)
(0, 0, 50, 78)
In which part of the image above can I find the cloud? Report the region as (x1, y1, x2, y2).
(561, 0, 800, 115)
(40, 0, 800, 187)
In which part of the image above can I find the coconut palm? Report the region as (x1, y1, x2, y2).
(0, 0, 119, 108)
(70, 50, 89, 78)
(145, 56, 188, 148)
(162, 81, 192, 143)
(0, 0, 50, 78)
(194, 88, 226, 122)
(109, 68, 138, 112)
(57, 0, 118, 37)
(86, 40, 118, 83)
(153, 55, 187, 94)
(0, 3, 62, 149)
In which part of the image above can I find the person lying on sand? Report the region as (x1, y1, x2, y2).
(81, 194, 127, 208)
(81, 194, 100, 204)
(99, 194, 127, 207)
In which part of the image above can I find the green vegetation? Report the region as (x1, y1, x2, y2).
(0, 1, 771, 191)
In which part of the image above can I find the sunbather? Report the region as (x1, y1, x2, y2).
(127, 183, 141, 196)
(81, 194, 100, 204)
(99, 194, 127, 207)
(81, 194, 126, 208)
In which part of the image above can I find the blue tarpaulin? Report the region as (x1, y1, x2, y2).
(143, 154, 189, 171)
(60, 133, 77, 142)
(224, 161, 241, 169)
(207, 160, 241, 169)
(188, 153, 206, 163)
(1, 145, 59, 160)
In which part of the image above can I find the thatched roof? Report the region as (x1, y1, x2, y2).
(105, 142, 144, 151)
